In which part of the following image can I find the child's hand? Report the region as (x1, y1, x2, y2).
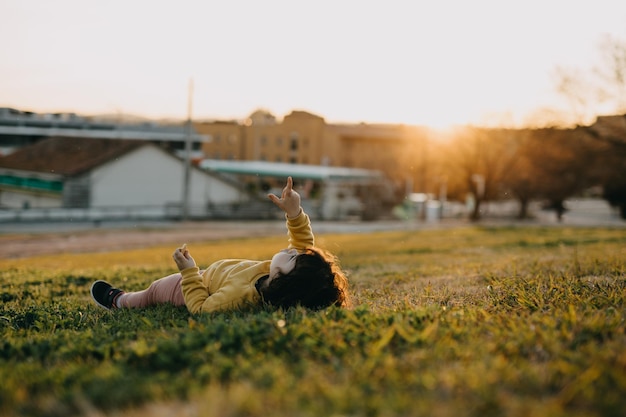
(268, 176, 302, 218)
(172, 244, 196, 270)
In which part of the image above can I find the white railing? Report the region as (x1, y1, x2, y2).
(0, 206, 179, 223)
(0, 201, 279, 223)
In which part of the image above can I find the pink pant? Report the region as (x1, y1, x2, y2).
(117, 273, 186, 308)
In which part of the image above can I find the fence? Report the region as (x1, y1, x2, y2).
(0, 201, 278, 223)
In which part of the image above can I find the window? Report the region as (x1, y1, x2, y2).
(289, 132, 299, 146)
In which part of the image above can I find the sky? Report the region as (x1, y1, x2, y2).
(1, 0, 625, 128)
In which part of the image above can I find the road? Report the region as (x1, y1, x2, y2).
(1, 203, 624, 259)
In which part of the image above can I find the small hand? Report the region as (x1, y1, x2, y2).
(172, 244, 196, 270)
(268, 176, 302, 218)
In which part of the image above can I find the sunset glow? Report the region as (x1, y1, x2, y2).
(1, 0, 625, 128)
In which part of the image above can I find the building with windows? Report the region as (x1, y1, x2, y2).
(196, 110, 325, 165)
(195, 109, 434, 198)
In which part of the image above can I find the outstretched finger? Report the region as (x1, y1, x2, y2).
(268, 193, 280, 204)
(284, 176, 293, 194)
(268, 193, 286, 210)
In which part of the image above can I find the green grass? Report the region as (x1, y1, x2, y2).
(1, 226, 625, 417)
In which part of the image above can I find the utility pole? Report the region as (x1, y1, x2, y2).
(182, 78, 194, 220)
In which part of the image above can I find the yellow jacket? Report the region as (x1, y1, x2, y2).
(180, 210, 314, 314)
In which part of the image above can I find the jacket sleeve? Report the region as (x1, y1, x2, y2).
(180, 266, 261, 314)
(180, 266, 209, 314)
(196, 286, 258, 313)
(287, 210, 315, 250)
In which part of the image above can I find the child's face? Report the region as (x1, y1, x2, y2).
(269, 248, 298, 280)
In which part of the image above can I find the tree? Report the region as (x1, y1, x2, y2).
(594, 35, 626, 113)
(555, 34, 626, 220)
(499, 127, 597, 222)
(443, 127, 520, 221)
(532, 127, 597, 221)
(500, 129, 544, 219)
(585, 116, 626, 219)
(555, 34, 626, 125)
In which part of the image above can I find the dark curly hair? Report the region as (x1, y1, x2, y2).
(260, 247, 351, 309)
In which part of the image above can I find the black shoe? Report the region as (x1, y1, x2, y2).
(90, 280, 123, 310)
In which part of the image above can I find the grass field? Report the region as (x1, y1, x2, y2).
(1, 225, 625, 417)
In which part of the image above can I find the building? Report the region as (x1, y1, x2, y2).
(195, 110, 434, 198)
(0, 137, 267, 221)
(196, 110, 325, 165)
(2, 107, 435, 198)
(199, 159, 391, 220)
(0, 107, 208, 159)
(0, 107, 438, 219)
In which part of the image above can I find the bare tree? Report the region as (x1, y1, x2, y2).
(532, 127, 596, 221)
(585, 116, 626, 218)
(555, 34, 626, 220)
(594, 34, 626, 113)
(554, 66, 597, 125)
(556, 34, 626, 123)
(443, 127, 519, 221)
(500, 129, 543, 219)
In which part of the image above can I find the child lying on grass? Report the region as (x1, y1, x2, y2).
(90, 177, 351, 313)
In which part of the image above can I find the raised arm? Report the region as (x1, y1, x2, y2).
(173, 245, 210, 314)
(286, 209, 314, 249)
(268, 176, 314, 249)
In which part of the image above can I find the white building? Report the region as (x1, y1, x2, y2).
(0, 137, 264, 221)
